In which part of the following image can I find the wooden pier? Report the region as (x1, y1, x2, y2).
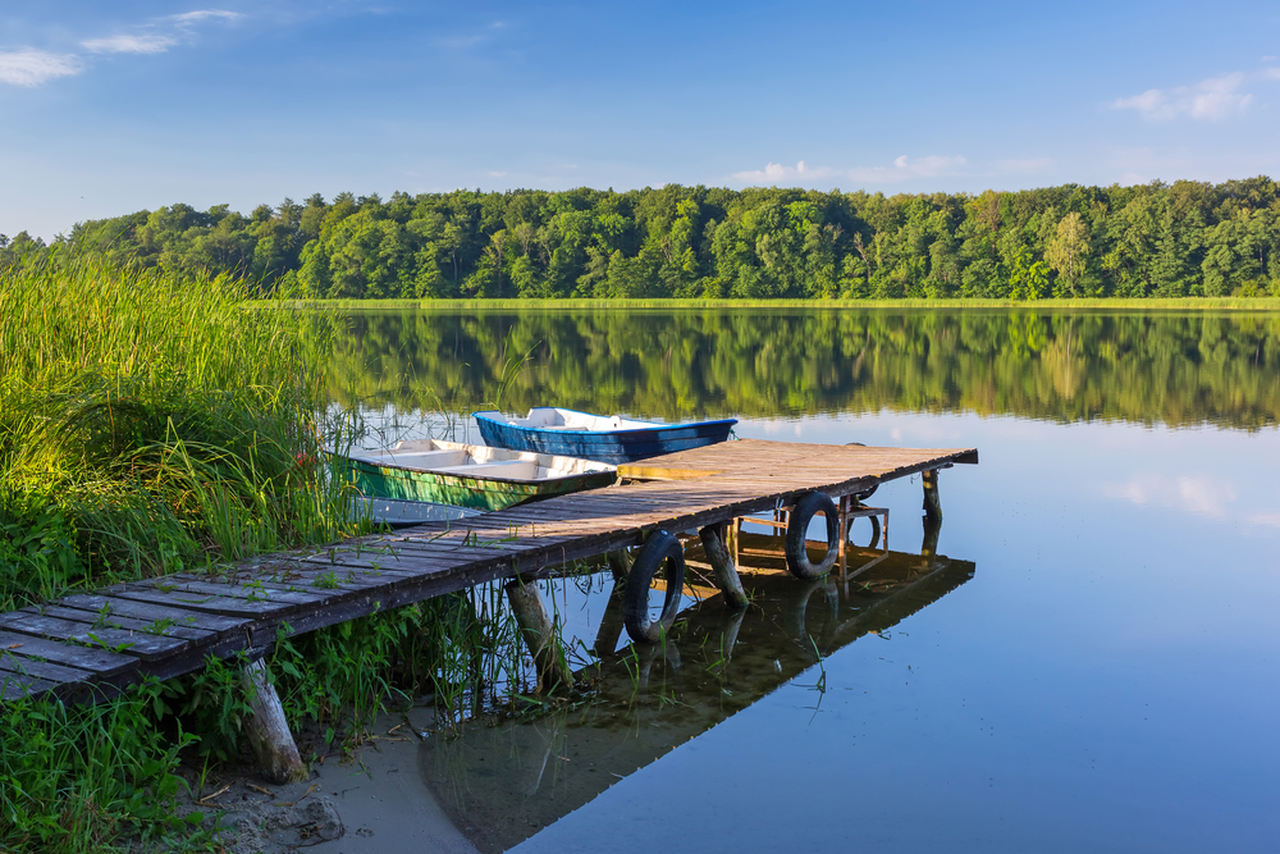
(0, 438, 976, 777)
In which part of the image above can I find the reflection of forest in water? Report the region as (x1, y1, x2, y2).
(312, 309, 1280, 429)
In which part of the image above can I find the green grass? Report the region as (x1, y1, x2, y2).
(0, 254, 366, 851)
(0, 252, 359, 608)
(266, 296, 1280, 312)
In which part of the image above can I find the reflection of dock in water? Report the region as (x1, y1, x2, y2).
(418, 542, 975, 853)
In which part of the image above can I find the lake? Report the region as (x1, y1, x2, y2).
(318, 308, 1280, 853)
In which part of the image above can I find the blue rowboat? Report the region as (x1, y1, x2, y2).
(472, 407, 737, 464)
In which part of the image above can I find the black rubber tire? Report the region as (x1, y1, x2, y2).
(847, 512, 882, 549)
(785, 491, 839, 579)
(623, 530, 686, 643)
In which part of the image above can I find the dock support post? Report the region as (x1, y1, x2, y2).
(922, 469, 942, 523)
(239, 658, 307, 784)
(606, 549, 633, 581)
(699, 523, 749, 611)
(505, 578, 574, 693)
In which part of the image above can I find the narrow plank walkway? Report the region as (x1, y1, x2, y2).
(0, 439, 977, 702)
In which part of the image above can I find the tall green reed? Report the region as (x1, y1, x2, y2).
(0, 252, 358, 606)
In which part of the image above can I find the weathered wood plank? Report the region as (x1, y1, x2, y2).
(0, 629, 137, 676)
(0, 649, 96, 682)
(57, 593, 251, 632)
(29, 604, 215, 642)
(0, 611, 190, 659)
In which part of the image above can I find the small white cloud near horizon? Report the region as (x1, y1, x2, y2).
(733, 153, 966, 186)
(81, 34, 178, 55)
(0, 48, 81, 86)
(1110, 69, 1277, 121)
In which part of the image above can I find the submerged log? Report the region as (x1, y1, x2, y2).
(505, 578, 574, 693)
(239, 658, 307, 784)
(699, 522, 749, 610)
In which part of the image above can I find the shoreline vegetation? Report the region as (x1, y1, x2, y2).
(0, 256, 527, 852)
(4, 178, 1279, 302)
(269, 296, 1280, 311)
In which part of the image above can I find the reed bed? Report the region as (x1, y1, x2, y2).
(0, 255, 360, 850)
(0, 253, 356, 608)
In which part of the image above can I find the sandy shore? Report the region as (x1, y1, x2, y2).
(179, 710, 479, 854)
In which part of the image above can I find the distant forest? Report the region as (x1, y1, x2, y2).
(4, 178, 1279, 299)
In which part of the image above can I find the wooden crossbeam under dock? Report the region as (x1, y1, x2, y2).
(0, 439, 977, 703)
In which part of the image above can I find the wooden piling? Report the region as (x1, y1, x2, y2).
(922, 468, 942, 523)
(239, 658, 307, 784)
(505, 578, 574, 692)
(699, 523, 749, 611)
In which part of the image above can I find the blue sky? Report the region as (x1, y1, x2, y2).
(2, 1, 1279, 239)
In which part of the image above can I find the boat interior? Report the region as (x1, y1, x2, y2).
(505, 407, 655, 430)
(352, 438, 613, 480)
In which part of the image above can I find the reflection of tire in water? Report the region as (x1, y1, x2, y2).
(623, 530, 686, 643)
(635, 635, 682, 689)
(785, 491, 839, 579)
(784, 578, 840, 654)
(847, 511, 881, 549)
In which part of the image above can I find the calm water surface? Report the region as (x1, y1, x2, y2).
(323, 309, 1280, 853)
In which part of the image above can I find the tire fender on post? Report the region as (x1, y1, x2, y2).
(623, 530, 686, 643)
(785, 491, 839, 579)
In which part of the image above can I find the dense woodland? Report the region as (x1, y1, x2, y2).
(4, 178, 1280, 299)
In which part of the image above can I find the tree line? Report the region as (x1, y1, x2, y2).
(5, 177, 1280, 298)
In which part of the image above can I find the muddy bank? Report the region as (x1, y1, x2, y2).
(176, 710, 478, 854)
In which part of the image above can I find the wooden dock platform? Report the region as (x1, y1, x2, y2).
(0, 439, 977, 705)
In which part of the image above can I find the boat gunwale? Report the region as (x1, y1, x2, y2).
(471, 407, 738, 438)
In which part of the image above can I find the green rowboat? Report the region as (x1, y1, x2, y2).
(329, 439, 617, 511)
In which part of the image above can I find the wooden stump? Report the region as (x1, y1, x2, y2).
(239, 658, 307, 784)
(699, 522, 749, 611)
(505, 578, 574, 693)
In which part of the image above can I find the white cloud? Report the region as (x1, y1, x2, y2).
(733, 154, 966, 186)
(169, 10, 243, 26)
(1111, 69, 1272, 121)
(0, 48, 81, 87)
(81, 34, 178, 55)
